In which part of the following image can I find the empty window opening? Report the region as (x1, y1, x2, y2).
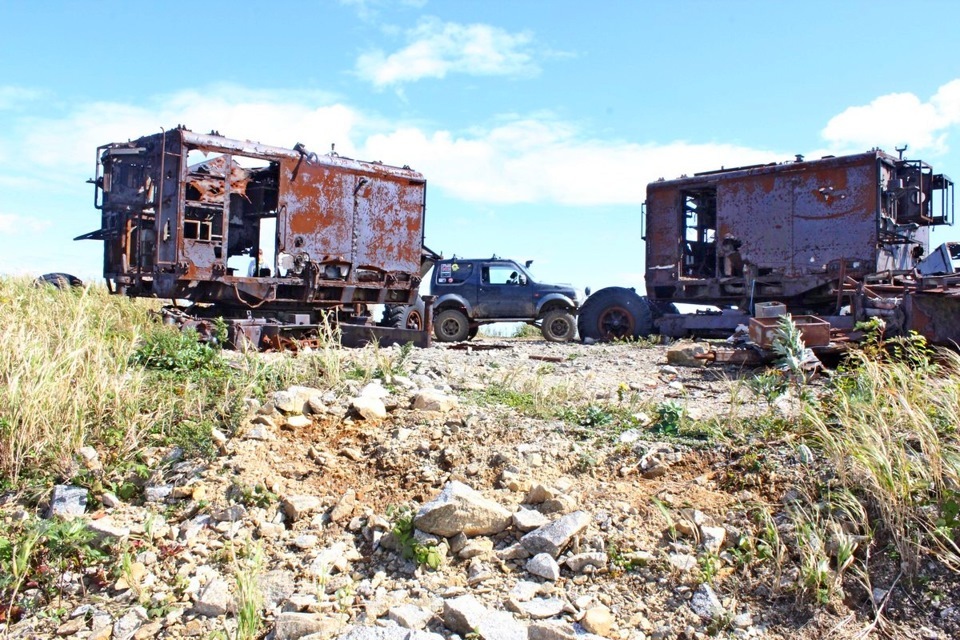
(681, 188, 718, 278)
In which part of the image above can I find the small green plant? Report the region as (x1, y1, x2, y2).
(130, 326, 223, 374)
(651, 497, 678, 542)
(651, 400, 684, 436)
(2, 523, 42, 624)
(386, 505, 442, 570)
(234, 543, 264, 640)
(607, 541, 640, 573)
(698, 551, 722, 583)
(0, 515, 110, 620)
(574, 448, 600, 474)
(771, 314, 808, 378)
(746, 370, 789, 406)
(511, 323, 541, 339)
(228, 482, 278, 509)
(334, 583, 354, 613)
(116, 543, 141, 597)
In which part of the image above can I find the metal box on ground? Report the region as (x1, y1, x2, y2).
(754, 302, 787, 318)
(748, 315, 830, 348)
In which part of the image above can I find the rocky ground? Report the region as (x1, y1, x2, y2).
(3, 338, 957, 640)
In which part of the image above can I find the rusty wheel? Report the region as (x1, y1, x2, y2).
(380, 297, 426, 332)
(598, 306, 635, 339)
(578, 287, 653, 341)
(404, 308, 424, 331)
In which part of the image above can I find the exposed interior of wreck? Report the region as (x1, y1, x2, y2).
(79, 128, 430, 326)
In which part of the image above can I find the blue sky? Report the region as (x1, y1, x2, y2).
(2, 0, 960, 296)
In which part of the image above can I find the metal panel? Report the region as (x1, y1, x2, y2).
(354, 173, 425, 274)
(277, 157, 355, 269)
(717, 157, 879, 277)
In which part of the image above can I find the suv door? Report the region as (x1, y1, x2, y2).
(478, 262, 536, 318)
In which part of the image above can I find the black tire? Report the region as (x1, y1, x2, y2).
(541, 309, 577, 342)
(381, 297, 427, 331)
(578, 287, 653, 341)
(467, 326, 479, 340)
(34, 272, 83, 290)
(434, 309, 470, 342)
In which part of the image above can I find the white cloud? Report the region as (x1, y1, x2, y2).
(821, 79, 960, 154)
(355, 18, 538, 87)
(4, 85, 361, 182)
(364, 121, 777, 206)
(0, 85, 782, 209)
(339, 0, 426, 21)
(0, 213, 52, 234)
(0, 86, 44, 110)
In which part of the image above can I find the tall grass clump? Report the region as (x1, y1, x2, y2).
(0, 278, 156, 487)
(0, 277, 349, 492)
(805, 334, 960, 574)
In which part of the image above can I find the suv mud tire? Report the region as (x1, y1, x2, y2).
(434, 309, 470, 342)
(381, 297, 426, 331)
(34, 272, 83, 290)
(578, 287, 653, 341)
(541, 309, 577, 342)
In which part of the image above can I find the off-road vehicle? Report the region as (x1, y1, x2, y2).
(382, 257, 580, 342)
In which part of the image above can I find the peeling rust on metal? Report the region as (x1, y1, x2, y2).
(79, 126, 435, 347)
(80, 126, 429, 324)
(645, 150, 955, 316)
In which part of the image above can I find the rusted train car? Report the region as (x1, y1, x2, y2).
(578, 149, 958, 343)
(77, 127, 436, 346)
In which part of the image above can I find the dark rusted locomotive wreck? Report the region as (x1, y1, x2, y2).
(579, 149, 960, 345)
(78, 127, 437, 346)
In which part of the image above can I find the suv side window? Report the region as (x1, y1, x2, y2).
(483, 265, 526, 285)
(436, 261, 473, 284)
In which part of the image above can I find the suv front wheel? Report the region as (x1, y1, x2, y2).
(435, 309, 470, 342)
(541, 309, 577, 342)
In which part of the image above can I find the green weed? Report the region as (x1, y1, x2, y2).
(386, 505, 442, 570)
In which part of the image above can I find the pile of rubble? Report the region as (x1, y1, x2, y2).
(4, 340, 955, 640)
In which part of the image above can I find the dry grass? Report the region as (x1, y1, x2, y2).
(804, 342, 960, 574)
(0, 278, 157, 485)
(0, 277, 350, 492)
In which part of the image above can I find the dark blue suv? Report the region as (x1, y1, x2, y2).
(426, 257, 580, 342)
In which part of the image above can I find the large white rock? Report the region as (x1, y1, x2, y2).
(442, 595, 527, 640)
(272, 386, 323, 414)
(414, 481, 512, 538)
(520, 511, 590, 557)
(690, 583, 725, 621)
(526, 553, 561, 581)
(412, 389, 459, 413)
(352, 396, 388, 420)
(281, 495, 323, 521)
(193, 578, 235, 617)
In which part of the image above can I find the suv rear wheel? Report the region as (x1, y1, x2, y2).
(434, 309, 470, 342)
(541, 309, 576, 342)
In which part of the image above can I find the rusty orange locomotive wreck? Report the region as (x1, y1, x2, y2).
(78, 127, 437, 347)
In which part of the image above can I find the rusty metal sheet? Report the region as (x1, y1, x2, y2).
(903, 291, 960, 346)
(720, 156, 879, 277)
(188, 155, 250, 204)
(279, 156, 354, 268)
(644, 150, 942, 313)
(354, 173, 425, 274)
